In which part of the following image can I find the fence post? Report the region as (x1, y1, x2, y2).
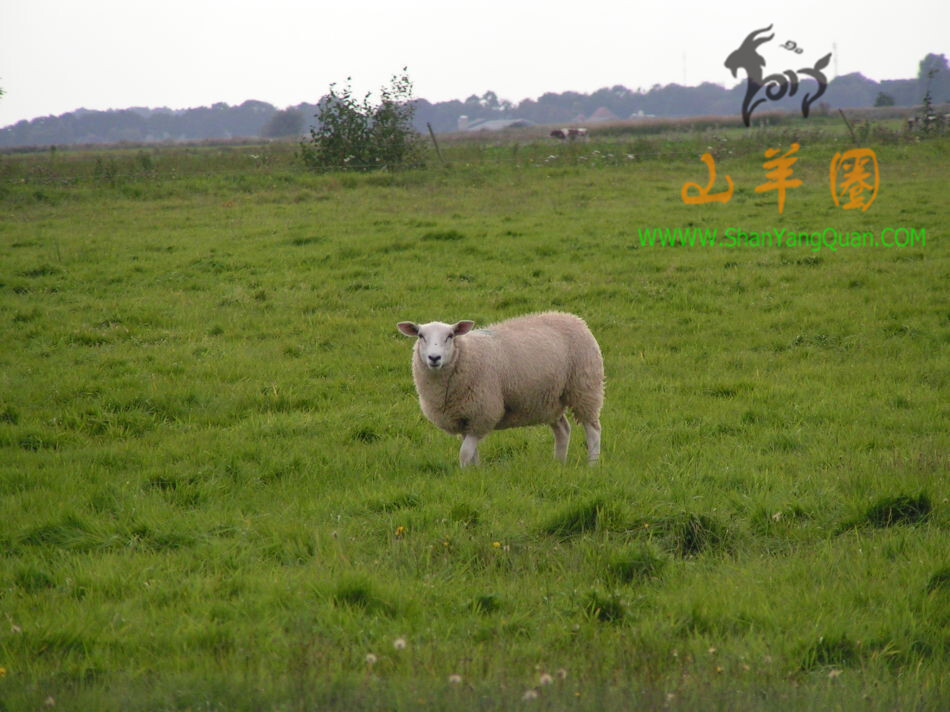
(426, 122, 445, 166)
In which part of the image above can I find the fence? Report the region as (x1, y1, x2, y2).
(0, 115, 943, 188)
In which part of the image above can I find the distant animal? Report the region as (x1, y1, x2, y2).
(396, 312, 603, 467)
(550, 127, 589, 141)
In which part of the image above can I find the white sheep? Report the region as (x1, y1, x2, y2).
(396, 312, 603, 466)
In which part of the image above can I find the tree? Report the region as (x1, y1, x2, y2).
(874, 92, 895, 107)
(300, 68, 423, 171)
(261, 108, 304, 138)
(916, 63, 946, 135)
(917, 53, 950, 103)
(480, 91, 500, 110)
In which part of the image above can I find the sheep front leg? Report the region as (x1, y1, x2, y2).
(584, 420, 601, 464)
(459, 433, 483, 467)
(550, 414, 571, 462)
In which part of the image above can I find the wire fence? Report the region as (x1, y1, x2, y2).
(0, 120, 940, 188)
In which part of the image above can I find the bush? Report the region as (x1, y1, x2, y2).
(300, 68, 424, 171)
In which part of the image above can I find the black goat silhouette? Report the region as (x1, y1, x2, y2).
(725, 24, 832, 126)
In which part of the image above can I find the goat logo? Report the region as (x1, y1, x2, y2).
(725, 24, 832, 127)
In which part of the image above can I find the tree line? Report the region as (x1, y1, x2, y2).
(1, 54, 946, 148)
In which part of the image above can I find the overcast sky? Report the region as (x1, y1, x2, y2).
(1, 0, 947, 127)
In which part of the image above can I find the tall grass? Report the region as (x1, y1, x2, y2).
(0, 123, 947, 710)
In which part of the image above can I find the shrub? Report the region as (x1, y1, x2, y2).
(300, 68, 424, 172)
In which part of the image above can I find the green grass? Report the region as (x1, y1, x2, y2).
(0, 124, 948, 710)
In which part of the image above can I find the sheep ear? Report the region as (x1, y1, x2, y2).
(397, 322, 419, 337)
(453, 320, 475, 336)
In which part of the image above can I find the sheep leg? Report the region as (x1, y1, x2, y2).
(459, 433, 483, 467)
(550, 414, 571, 462)
(583, 420, 601, 464)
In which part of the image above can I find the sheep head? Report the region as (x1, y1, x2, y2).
(397, 320, 475, 370)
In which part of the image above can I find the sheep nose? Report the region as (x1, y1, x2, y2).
(428, 354, 441, 366)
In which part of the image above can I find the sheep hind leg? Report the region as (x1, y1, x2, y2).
(459, 433, 483, 467)
(583, 419, 601, 464)
(550, 414, 571, 463)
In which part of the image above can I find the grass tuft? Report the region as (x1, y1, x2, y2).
(0, 404, 20, 424)
(449, 502, 480, 526)
(420, 229, 465, 242)
(14, 566, 56, 593)
(605, 546, 667, 584)
(332, 576, 396, 617)
(651, 512, 731, 557)
(925, 566, 950, 593)
(350, 426, 381, 443)
(584, 591, 626, 622)
(540, 499, 605, 538)
(367, 492, 421, 513)
(470, 593, 501, 615)
(800, 634, 859, 670)
(863, 493, 932, 527)
(20, 513, 97, 549)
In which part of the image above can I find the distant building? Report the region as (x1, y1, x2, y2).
(458, 116, 535, 132)
(586, 107, 620, 122)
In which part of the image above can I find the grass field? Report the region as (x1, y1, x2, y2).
(0, 122, 948, 710)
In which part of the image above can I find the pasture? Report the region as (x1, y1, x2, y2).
(0, 124, 948, 710)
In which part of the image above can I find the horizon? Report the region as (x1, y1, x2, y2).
(1, 61, 939, 130)
(2, 1, 947, 128)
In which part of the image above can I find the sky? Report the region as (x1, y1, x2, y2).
(1, 0, 947, 127)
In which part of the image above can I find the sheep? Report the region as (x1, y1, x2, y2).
(396, 312, 603, 467)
